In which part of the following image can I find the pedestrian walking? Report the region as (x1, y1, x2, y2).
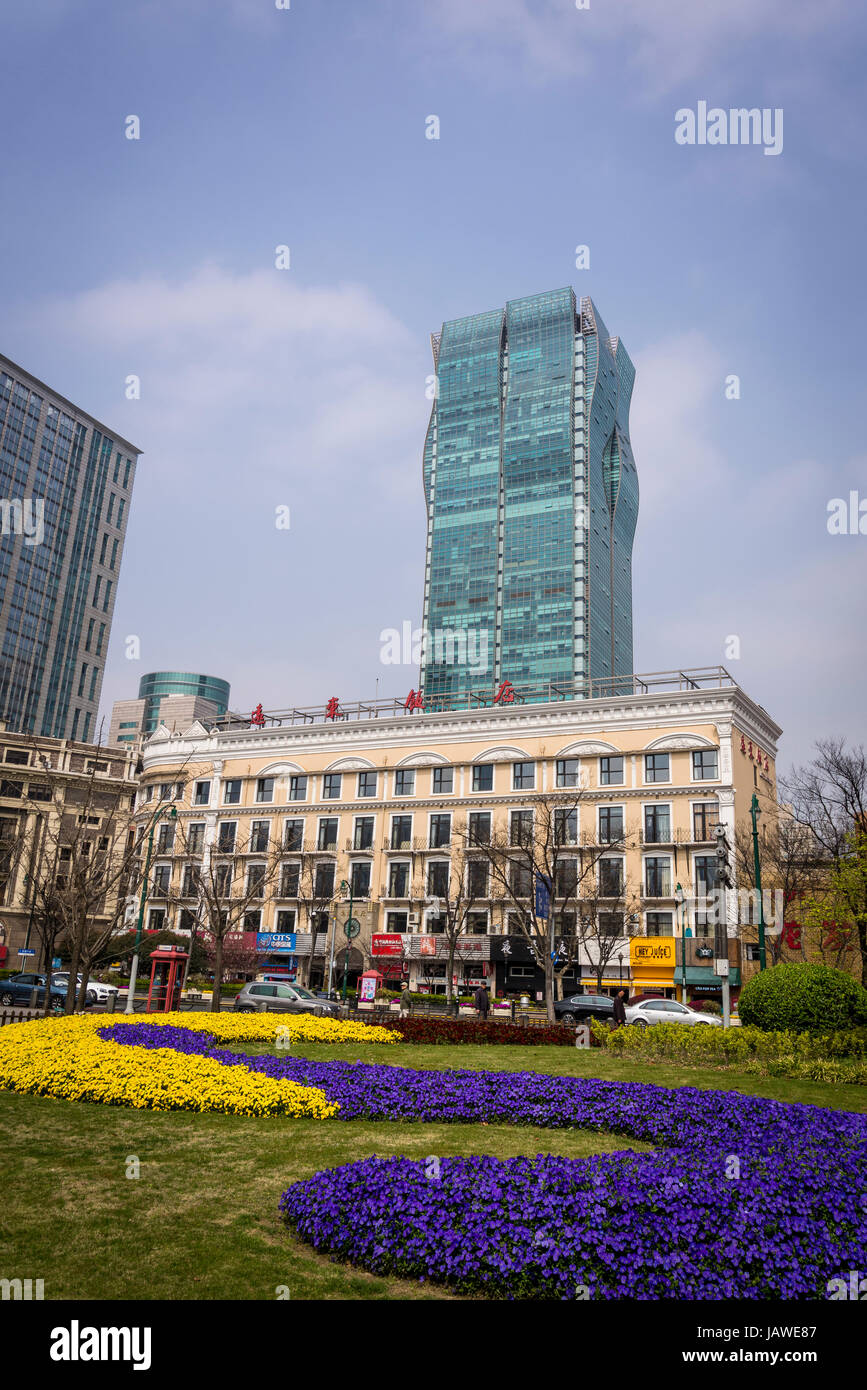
(474, 983, 490, 1020)
(613, 988, 627, 1027)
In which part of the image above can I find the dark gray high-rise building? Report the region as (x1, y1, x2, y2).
(421, 288, 639, 706)
(0, 354, 141, 741)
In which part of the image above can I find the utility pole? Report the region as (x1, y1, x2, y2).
(714, 824, 734, 1029)
(750, 792, 768, 971)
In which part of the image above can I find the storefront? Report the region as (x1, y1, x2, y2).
(629, 935, 677, 999)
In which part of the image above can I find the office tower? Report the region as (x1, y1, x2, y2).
(421, 288, 638, 705)
(0, 354, 141, 740)
(109, 671, 231, 746)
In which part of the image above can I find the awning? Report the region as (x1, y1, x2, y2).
(683, 967, 741, 986)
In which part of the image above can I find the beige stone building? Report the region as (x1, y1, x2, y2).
(134, 667, 782, 1002)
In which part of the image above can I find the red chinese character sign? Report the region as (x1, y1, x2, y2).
(250, 703, 265, 727)
(493, 680, 515, 705)
(404, 689, 424, 712)
(325, 697, 340, 721)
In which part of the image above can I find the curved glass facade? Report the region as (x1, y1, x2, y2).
(138, 671, 230, 733)
(421, 289, 638, 704)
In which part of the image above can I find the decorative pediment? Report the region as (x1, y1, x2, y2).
(557, 739, 619, 756)
(324, 756, 377, 772)
(643, 733, 716, 752)
(184, 720, 210, 739)
(257, 760, 306, 776)
(472, 746, 530, 763)
(395, 750, 450, 768)
(147, 724, 172, 744)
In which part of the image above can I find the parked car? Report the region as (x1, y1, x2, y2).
(554, 993, 616, 1025)
(234, 982, 342, 1016)
(625, 998, 723, 1028)
(0, 972, 71, 1011)
(52, 973, 117, 1003)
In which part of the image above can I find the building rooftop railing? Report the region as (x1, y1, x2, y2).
(210, 667, 737, 732)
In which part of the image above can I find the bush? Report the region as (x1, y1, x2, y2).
(738, 962, 867, 1033)
(386, 1017, 590, 1047)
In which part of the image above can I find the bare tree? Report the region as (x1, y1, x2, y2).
(732, 810, 826, 966)
(464, 793, 634, 1022)
(417, 841, 484, 1004)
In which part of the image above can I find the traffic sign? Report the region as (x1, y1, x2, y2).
(17, 948, 36, 957)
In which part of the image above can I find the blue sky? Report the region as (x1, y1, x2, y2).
(1, 0, 865, 770)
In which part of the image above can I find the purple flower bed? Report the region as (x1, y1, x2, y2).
(102, 1022, 867, 1299)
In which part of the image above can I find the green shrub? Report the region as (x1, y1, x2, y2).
(738, 962, 867, 1033)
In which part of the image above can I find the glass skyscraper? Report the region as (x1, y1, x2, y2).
(0, 354, 140, 741)
(421, 288, 638, 705)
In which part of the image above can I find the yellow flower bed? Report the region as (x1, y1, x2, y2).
(99, 1011, 399, 1047)
(0, 1015, 342, 1117)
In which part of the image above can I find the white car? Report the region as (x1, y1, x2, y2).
(625, 998, 723, 1028)
(52, 973, 119, 1004)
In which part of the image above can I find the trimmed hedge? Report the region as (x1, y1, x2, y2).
(738, 962, 867, 1033)
(385, 1017, 594, 1047)
(593, 1018, 867, 1082)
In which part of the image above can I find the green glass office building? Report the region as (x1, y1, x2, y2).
(421, 288, 638, 705)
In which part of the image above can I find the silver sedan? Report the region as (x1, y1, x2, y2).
(625, 998, 723, 1028)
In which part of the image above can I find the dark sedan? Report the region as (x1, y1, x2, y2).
(0, 973, 69, 1011)
(554, 993, 616, 1025)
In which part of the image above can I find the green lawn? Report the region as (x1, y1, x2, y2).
(1, 1042, 863, 1301)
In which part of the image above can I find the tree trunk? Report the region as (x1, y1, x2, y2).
(210, 935, 224, 1013)
(65, 934, 83, 1015)
(544, 956, 555, 1022)
(858, 913, 867, 988)
(446, 937, 456, 1004)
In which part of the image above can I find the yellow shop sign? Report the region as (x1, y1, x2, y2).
(630, 936, 676, 968)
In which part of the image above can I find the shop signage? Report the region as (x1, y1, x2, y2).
(630, 936, 676, 967)
(256, 932, 296, 952)
(371, 933, 405, 956)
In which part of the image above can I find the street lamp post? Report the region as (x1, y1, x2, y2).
(126, 805, 176, 1015)
(675, 882, 687, 1004)
(340, 878, 355, 1003)
(750, 792, 767, 971)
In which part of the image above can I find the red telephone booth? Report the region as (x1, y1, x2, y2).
(358, 969, 383, 1007)
(146, 945, 189, 1013)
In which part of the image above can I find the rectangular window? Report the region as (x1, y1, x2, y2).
(256, 777, 274, 803)
(599, 806, 624, 843)
(555, 858, 578, 897)
(386, 911, 408, 933)
(394, 769, 415, 796)
(357, 771, 377, 798)
(646, 911, 674, 936)
(289, 775, 308, 801)
(250, 820, 270, 853)
(432, 766, 453, 794)
(156, 823, 175, 854)
(3, 749, 29, 765)
(93, 576, 101, 606)
(284, 819, 304, 851)
(645, 753, 670, 783)
(159, 783, 172, 801)
(472, 764, 493, 792)
(693, 802, 719, 841)
(77, 664, 87, 698)
(468, 811, 491, 845)
(556, 757, 580, 788)
(599, 858, 624, 897)
(187, 823, 205, 854)
(275, 909, 296, 933)
(193, 780, 211, 805)
(280, 863, 300, 898)
(314, 861, 335, 899)
(106, 493, 116, 524)
(388, 861, 409, 897)
(353, 816, 374, 850)
(85, 618, 94, 653)
(645, 857, 672, 897)
(247, 864, 266, 898)
(96, 624, 105, 656)
(694, 855, 718, 895)
(600, 756, 624, 786)
(554, 807, 577, 845)
(350, 861, 371, 898)
(117, 498, 126, 526)
(317, 818, 338, 850)
(510, 810, 533, 846)
(644, 804, 671, 844)
(390, 815, 412, 850)
(102, 580, 112, 612)
(182, 864, 199, 898)
(513, 761, 535, 790)
(27, 784, 51, 801)
(429, 813, 451, 848)
(467, 860, 488, 898)
(427, 861, 449, 898)
(147, 908, 165, 932)
(322, 773, 342, 800)
(598, 912, 623, 937)
(217, 822, 236, 853)
(110, 537, 118, 568)
(152, 865, 171, 896)
(510, 861, 532, 897)
(467, 911, 488, 936)
(692, 750, 719, 780)
(223, 779, 241, 804)
(244, 908, 261, 933)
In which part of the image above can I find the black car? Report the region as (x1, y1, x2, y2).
(0, 973, 71, 1011)
(554, 993, 616, 1024)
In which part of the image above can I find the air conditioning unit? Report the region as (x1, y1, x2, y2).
(408, 913, 420, 926)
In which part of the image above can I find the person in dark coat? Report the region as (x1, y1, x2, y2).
(474, 984, 490, 1019)
(612, 989, 627, 1027)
